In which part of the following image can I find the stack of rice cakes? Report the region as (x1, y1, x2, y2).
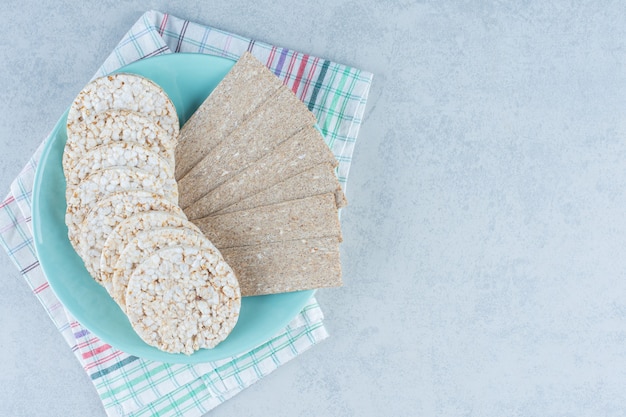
(176, 52, 346, 297)
(63, 74, 241, 355)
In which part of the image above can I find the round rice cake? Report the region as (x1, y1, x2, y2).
(111, 226, 215, 311)
(65, 167, 179, 244)
(64, 109, 176, 176)
(65, 142, 174, 188)
(126, 246, 241, 355)
(67, 73, 179, 138)
(76, 191, 184, 281)
(99, 212, 199, 294)
(66, 166, 178, 211)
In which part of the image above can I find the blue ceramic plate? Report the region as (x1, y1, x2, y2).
(32, 53, 314, 364)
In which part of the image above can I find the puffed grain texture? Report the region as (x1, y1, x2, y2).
(67, 73, 178, 138)
(214, 163, 347, 215)
(99, 211, 194, 293)
(184, 126, 338, 219)
(65, 167, 177, 244)
(126, 246, 241, 354)
(76, 191, 184, 281)
(65, 142, 174, 188)
(110, 226, 211, 310)
(64, 109, 176, 176)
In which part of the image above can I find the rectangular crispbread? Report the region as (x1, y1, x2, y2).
(192, 193, 341, 249)
(174, 52, 283, 180)
(220, 237, 342, 297)
(177, 86, 316, 209)
(214, 163, 347, 215)
(184, 126, 339, 219)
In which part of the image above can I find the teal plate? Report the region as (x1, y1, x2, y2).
(32, 53, 314, 364)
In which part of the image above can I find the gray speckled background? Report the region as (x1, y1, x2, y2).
(3, 1, 626, 416)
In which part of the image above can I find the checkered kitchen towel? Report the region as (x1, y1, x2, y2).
(0, 10, 372, 417)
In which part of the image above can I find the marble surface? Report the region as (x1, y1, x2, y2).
(3, 1, 626, 416)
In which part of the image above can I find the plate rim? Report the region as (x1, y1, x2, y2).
(32, 53, 315, 364)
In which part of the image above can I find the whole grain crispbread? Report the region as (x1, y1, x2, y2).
(220, 237, 342, 297)
(177, 86, 316, 209)
(174, 52, 283, 180)
(192, 193, 341, 249)
(184, 126, 338, 219)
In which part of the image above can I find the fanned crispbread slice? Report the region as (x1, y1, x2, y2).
(220, 237, 342, 297)
(177, 85, 316, 209)
(174, 52, 283, 180)
(214, 163, 347, 215)
(184, 126, 338, 219)
(65, 166, 178, 209)
(192, 193, 341, 249)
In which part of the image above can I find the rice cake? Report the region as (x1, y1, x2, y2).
(174, 52, 283, 180)
(99, 211, 196, 293)
(220, 237, 342, 296)
(184, 126, 339, 219)
(177, 86, 316, 209)
(215, 163, 347, 215)
(126, 246, 240, 354)
(111, 227, 215, 311)
(64, 109, 176, 176)
(65, 167, 178, 244)
(67, 73, 179, 138)
(192, 193, 341, 249)
(66, 142, 174, 188)
(76, 191, 184, 281)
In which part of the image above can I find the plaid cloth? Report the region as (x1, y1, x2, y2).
(0, 10, 372, 417)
